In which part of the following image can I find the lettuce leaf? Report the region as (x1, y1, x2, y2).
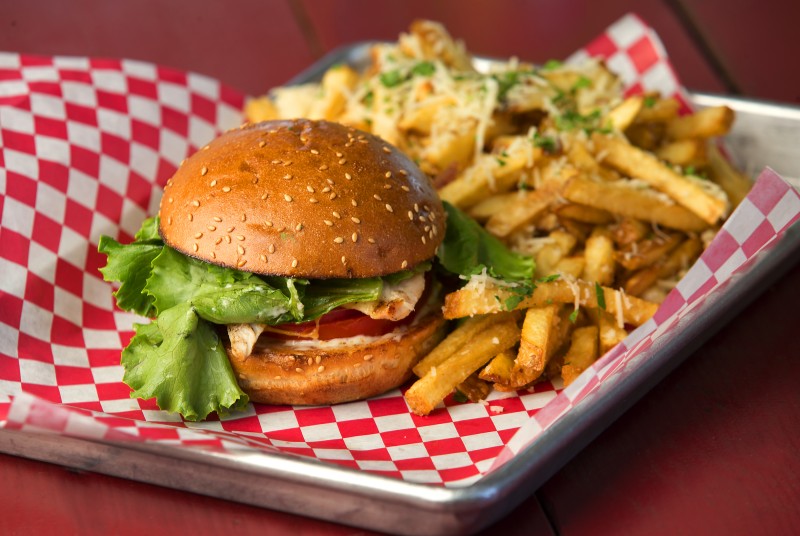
(121, 303, 248, 421)
(436, 201, 534, 282)
(97, 218, 163, 317)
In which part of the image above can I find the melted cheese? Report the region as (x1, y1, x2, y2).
(342, 272, 426, 320)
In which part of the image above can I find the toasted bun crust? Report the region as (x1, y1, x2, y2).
(159, 119, 445, 278)
(228, 312, 447, 406)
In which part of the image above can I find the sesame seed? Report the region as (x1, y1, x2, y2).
(351, 217, 361, 224)
(326, 178, 335, 185)
(317, 365, 325, 373)
(238, 259, 247, 267)
(384, 184, 392, 189)
(213, 216, 222, 222)
(429, 212, 437, 221)
(211, 252, 216, 259)
(241, 214, 247, 222)
(364, 354, 373, 361)
(260, 254, 267, 262)
(367, 238, 376, 244)
(201, 167, 208, 176)
(419, 215, 427, 222)
(329, 192, 337, 200)
(227, 226, 235, 232)
(214, 237, 222, 245)
(222, 186, 231, 192)
(268, 244, 275, 253)
(341, 256, 346, 264)
(252, 177, 259, 184)
(283, 174, 292, 180)
(309, 197, 319, 204)
(401, 260, 408, 269)
(265, 220, 273, 227)
(324, 219, 334, 226)
(408, 211, 414, 220)
(283, 160, 292, 166)
(319, 164, 329, 171)
(421, 236, 427, 244)
(307, 357, 313, 366)
(188, 214, 193, 221)
(345, 173, 352, 180)
(351, 232, 358, 243)
(291, 258, 298, 268)
(424, 225, 431, 232)
(209, 180, 217, 187)
(295, 223, 303, 231)
(316, 356, 321, 364)
(261, 193, 268, 200)
(271, 159, 281, 164)
(385, 171, 392, 178)
(322, 186, 331, 193)
(414, 204, 420, 213)
(373, 194, 382, 201)
(237, 245, 245, 255)
(283, 194, 293, 202)
(335, 152, 343, 157)
(382, 146, 391, 154)
(338, 158, 347, 165)
(168, 197, 174, 203)
(399, 169, 408, 176)
(307, 185, 315, 193)
(192, 200, 200, 207)
(192, 243, 199, 252)
(274, 375, 282, 380)
(236, 235, 245, 241)
(385, 204, 393, 213)
(259, 141, 266, 147)
(277, 226, 286, 233)
(194, 232, 203, 239)
(401, 185, 410, 192)
(167, 216, 173, 225)
(295, 368, 303, 373)
(351, 199, 358, 207)
(225, 235, 231, 244)
(310, 149, 319, 155)
(334, 237, 344, 244)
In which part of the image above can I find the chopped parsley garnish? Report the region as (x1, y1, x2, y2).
(572, 75, 592, 90)
(411, 61, 436, 77)
(505, 284, 535, 311)
(569, 307, 580, 323)
(532, 131, 558, 153)
(538, 274, 561, 283)
(595, 282, 606, 310)
(644, 95, 658, 108)
(379, 70, 404, 88)
(453, 390, 469, 403)
(542, 59, 562, 71)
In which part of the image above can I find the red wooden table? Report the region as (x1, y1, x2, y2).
(1, 2, 799, 534)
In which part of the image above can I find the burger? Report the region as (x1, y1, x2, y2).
(99, 119, 448, 420)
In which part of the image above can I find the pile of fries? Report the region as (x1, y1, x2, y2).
(246, 21, 752, 415)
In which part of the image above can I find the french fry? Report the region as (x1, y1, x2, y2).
(552, 203, 614, 225)
(405, 317, 521, 416)
(512, 304, 561, 387)
(413, 313, 513, 377)
(456, 373, 492, 403)
(616, 232, 682, 271)
(309, 64, 360, 121)
(244, 96, 278, 123)
(607, 95, 644, 131)
(582, 227, 615, 285)
(593, 133, 728, 224)
(655, 138, 708, 167)
(634, 96, 680, 123)
(588, 309, 628, 355)
(486, 189, 556, 238)
(534, 230, 578, 278)
(665, 105, 734, 140)
(560, 326, 599, 386)
(443, 279, 658, 327)
(467, 192, 520, 222)
(623, 235, 702, 296)
(707, 143, 752, 208)
(562, 175, 710, 232)
(479, 348, 516, 387)
(554, 256, 586, 279)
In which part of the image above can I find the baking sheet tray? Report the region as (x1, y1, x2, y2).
(3, 31, 800, 536)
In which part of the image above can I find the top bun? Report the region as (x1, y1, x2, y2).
(159, 119, 445, 278)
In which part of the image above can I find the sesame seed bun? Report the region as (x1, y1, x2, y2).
(229, 309, 447, 406)
(159, 119, 445, 278)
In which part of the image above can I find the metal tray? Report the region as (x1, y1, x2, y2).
(2, 44, 800, 536)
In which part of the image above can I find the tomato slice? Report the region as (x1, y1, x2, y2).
(265, 308, 415, 341)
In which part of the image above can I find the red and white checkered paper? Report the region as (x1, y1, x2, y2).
(1, 14, 799, 487)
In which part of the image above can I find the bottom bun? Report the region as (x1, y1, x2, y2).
(227, 312, 447, 406)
